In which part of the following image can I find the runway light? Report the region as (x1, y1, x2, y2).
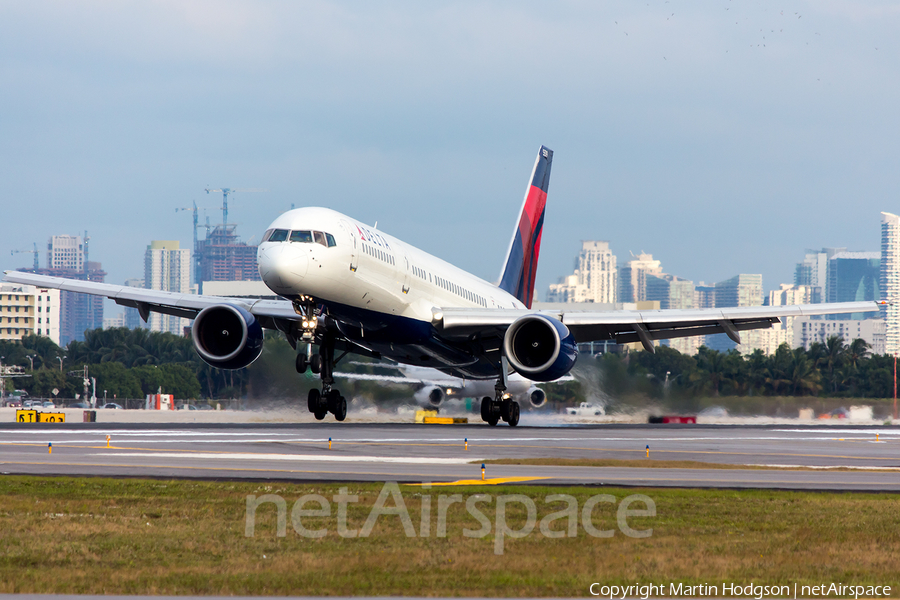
(481, 463, 485, 481)
(877, 433, 880, 442)
(465, 438, 468, 451)
(106, 435, 110, 448)
(328, 437, 332, 450)
(48, 442, 52, 454)
(646, 444, 649, 459)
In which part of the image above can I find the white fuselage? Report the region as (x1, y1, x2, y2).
(256, 207, 526, 323)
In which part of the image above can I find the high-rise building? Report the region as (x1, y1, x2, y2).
(547, 241, 616, 303)
(0, 284, 61, 345)
(145, 241, 191, 335)
(197, 225, 261, 283)
(826, 251, 880, 320)
(795, 248, 844, 304)
(122, 279, 148, 330)
(618, 253, 662, 303)
(694, 283, 716, 309)
(714, 274, 763, 308)
(19, 234, 105, 345)
(769, 284, 816, 307)
(881, 212, 900, 355)
(48, 235, 85, 271)
(646, 274, 698, 356)
(645, 274, 694, 310)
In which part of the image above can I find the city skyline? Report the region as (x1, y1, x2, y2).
(6, 216, 890, 303)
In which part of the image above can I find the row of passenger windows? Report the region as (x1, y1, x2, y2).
(1, 306, 26, 312)
(434, 275, 488, 307)
(412, 265, 429, 281)
(363, 243, 395, 266)
(263, 229, 337, 247)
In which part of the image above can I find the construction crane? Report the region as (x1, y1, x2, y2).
(11, 242, 39, 270)
(204, 187, 264, 228)
(176, 201, 214, 286)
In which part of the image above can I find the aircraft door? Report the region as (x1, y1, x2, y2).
(339, 220, 359, 272)
(402, 256, 411, 295)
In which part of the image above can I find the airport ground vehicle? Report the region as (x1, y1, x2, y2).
(566, 402, 605, 416)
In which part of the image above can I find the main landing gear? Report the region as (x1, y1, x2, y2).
(296, 334, 347, 422)
(480, 357, 520, 427)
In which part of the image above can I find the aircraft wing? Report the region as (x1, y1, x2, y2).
(435, 301, 882, 351)
(3, 270, 882, 353)
(2, 270, 297, 324)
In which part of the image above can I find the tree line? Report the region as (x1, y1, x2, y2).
(597, 336, 893, 400)
(1, 327, 893, 403)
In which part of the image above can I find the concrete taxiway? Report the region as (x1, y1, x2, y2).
(1, 422, 899, 491)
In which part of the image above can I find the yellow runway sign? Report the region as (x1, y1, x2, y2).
(38, 412, 66, 423)
(16, 410, 37, 423)
(15, 410, 65, 423)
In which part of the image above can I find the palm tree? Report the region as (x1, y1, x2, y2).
(789, 348, 821, 396)
(691, 347, 729, 397)
(817, 335, 847, 394)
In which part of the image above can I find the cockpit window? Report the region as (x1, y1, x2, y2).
(325, 233, 336, 247)
(313, 231, 327, 247)
(290, 230, 313, 243)
(268, 229, 289, 242)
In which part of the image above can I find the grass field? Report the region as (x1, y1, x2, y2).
(1, 476, 899, 596)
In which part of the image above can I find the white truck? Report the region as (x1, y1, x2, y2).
(566, 402, 605, 416)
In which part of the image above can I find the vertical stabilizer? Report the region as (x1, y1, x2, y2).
(498, 145, 553, 308)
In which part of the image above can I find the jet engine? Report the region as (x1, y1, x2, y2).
(503, 314, 578, 382)
(528, 387, 547, 408)
(192, 304, 264, 370)
(415, 386, 444, 408)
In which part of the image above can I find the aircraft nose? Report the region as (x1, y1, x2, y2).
(258, 244, 309, 294)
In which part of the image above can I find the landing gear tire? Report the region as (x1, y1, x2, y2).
(480, 397, 492, 421)
(334, 396, 347, 421)
(310, 354, 323, 374)
(314, 409, 327, 421)
(296, 354, 308, 374)
(307, 388, 321, 413)
(325, 389, 340, 413)
(487, 416, 499, 426)
(500, 400, 511, 423)
(507, 401, 520, 427)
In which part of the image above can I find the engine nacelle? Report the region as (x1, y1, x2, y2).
(192, 304, 264, 370)
(503, 314, 578, 382)
(528, 387, 547, 408)
(415, 386, 444, 408)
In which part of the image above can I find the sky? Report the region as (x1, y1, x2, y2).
(2, 1, 899, 306)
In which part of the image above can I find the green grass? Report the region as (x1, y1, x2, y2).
(1, 476, 899, 596)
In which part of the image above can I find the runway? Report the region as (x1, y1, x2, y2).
(2, 422, 900, 491)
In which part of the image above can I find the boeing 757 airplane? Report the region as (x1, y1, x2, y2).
(3, 146, 880, 426)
